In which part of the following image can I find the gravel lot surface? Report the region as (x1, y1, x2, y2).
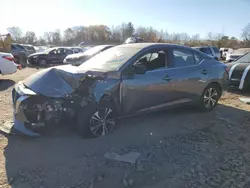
(0, 67, 250, 188)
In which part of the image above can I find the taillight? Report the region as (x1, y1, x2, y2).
(2, 55, 14, 62)
(225, 67, 230, 74)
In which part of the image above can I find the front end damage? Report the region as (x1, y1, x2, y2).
(12, 66, 109, 136)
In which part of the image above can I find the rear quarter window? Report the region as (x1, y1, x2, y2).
(200, 47, 212, 54)
(172, 49, 195, 67)
(212, 47, 219, 53)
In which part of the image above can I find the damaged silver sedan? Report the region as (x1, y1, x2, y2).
(12, 43, 229, 137)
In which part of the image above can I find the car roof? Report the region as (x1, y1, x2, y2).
(118, 43, 193, 50)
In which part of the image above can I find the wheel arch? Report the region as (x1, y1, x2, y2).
(98, 93, 121, 115)
(205, 81, 222, 97)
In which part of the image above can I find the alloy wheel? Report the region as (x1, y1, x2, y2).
(204, 87, 218, 109)
(89, 108, 116, 137)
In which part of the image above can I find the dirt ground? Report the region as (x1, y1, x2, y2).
(1, 67, 250, 188)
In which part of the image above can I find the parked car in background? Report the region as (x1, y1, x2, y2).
(63, 45, 114, 66)
(28, 47, 75, 66)
(193, 46, 221, 60)
(21, 44, 36, 55)
(227, 52, 250, 91)
(34, 46, 49, 53)
(0, 52, 18, 75)
(12, 43, 228, 137)
(11, 43, 29, 66)
(220, 48, 233, 60)
(70, 47, 84, 53)
(226, 48, 250, 62)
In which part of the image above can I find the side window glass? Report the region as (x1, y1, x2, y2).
(173, 49, 195, 67)
(193, 52, 204, 64)
(135, 50, 167, 71)
(201, 48, 212, 54)
(50, 50, 57, 55)
(66, 49, 73, 55)
(58, 49, 65, 55)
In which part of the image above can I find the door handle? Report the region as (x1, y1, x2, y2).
(201, 69, 208, 75)
(163, 75, 174, 81)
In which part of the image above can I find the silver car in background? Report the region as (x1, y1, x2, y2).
(63, 45, 114, 66)
(12, 43, 229, 137)
(193, 46, 221, 60)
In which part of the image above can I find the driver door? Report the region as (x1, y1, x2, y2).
(49, 48, 66, 64)
(121, 48, 177, 114)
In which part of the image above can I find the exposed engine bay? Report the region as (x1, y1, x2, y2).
(12, 65, 109, 136)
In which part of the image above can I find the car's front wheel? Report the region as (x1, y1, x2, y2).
(77, 104, 117, 138)
(199, 83, 221, 111)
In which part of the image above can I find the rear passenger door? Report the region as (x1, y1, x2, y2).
(166, 48, 208, 101)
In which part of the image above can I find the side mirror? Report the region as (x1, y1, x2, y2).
(133, 64, 147, 74)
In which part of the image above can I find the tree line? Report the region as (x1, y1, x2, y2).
(4, 22, 250, 49)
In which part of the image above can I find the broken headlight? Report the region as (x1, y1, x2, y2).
(15, 82, 36, 95)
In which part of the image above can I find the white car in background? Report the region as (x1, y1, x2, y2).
(0, 52, 18, 75)
(193, 46, 221, 60)
(220, 48, 233, 60)
(226, 48, 250, 62)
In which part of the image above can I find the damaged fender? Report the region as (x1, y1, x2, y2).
(12, 65, 121, 136)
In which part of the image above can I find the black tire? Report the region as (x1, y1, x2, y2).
(76, 103, 117, 138)
(198, 83, 221, 111)
(38, 59, 47, 67)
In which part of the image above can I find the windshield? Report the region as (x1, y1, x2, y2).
(79, 46, 141, 71)
(234, 53, 250, 63)
(83, 45, 109, 56)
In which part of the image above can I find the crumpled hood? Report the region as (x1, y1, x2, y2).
(22, 65, 107, 98)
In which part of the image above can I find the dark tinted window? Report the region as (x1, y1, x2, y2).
(212, 47, 219, 53)
(65, 49, 73, 55)
(11, 45, 16, 49)
(172, 49, 195, 67)
(57, 48, 66, 54)
(200, 47, 212, 54)
(16, 44, 26, 50)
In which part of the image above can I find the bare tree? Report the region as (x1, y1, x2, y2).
(7, 26, 23, 42)
(37, 37, 47, 45)
(25, 31, 37, 44)
(127, 22, 135, 37)
(242, 23, 250, 46)
(52, 29, 61, 45)
(44, 32, 53, 44)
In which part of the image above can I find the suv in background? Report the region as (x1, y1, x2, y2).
(193, 46, 221, 60)
(11, 43, 29, 66)
(21, 44, 36, 55)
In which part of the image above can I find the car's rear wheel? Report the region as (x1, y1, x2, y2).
(198, 83, 221, 111)
(38, 59, 47, 66)
(77, 104, 117, 138)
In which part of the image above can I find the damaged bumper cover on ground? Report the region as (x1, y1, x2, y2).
(12, 65, 108, 136)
